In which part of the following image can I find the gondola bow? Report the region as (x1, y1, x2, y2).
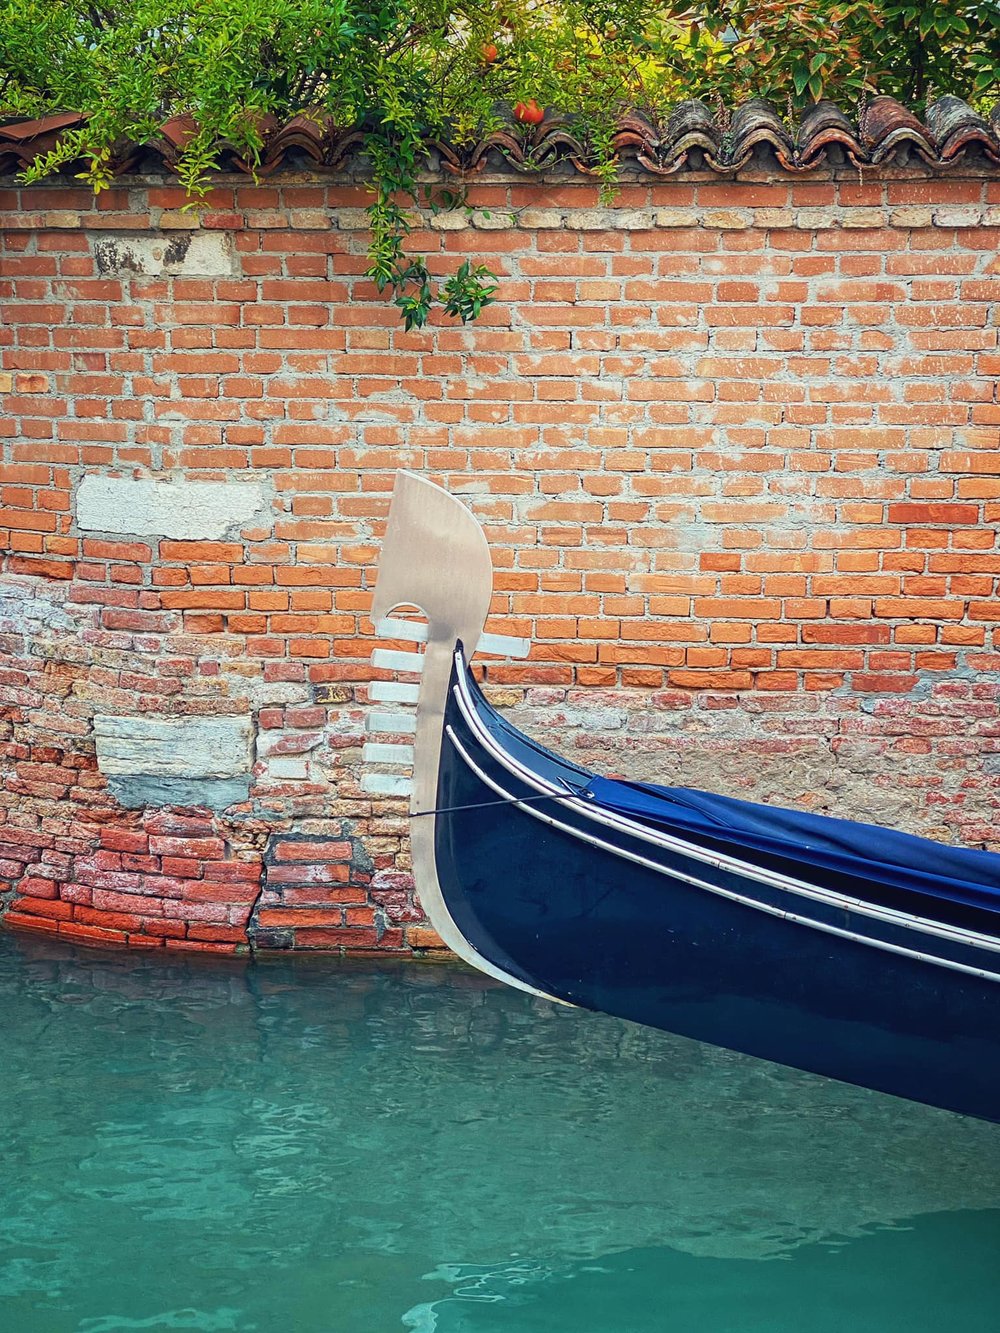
(372, 472, 1000, 1121)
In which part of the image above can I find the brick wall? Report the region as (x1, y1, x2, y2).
(2, 165, 999, 954)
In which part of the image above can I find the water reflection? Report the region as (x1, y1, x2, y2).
(3, 933, 1000, 1332)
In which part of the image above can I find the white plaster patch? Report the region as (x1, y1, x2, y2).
(0, 583, 74, 633)
(77, 476, 270, 539)
(91, 232, 234, 276)
(230, 677, 313, 709)
(260, 756, 312, 781)
(94, 714, 254, 778)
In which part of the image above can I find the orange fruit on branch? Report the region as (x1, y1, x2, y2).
(513, 99, 545, 125)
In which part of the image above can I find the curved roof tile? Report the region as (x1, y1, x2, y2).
(926, 95, 1000, 165)
(1, 97, 999, 181)
(859, 96, 938, 164)
(794, 101, 863, 168)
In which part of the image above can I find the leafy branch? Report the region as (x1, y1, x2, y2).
(1, 0, 998, 327)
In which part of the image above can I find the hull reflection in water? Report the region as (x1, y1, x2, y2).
(371, 471, 1000, 1121)
(3, 935, 1000, 1332)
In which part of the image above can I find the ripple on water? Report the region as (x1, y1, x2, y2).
(2, 932, 999, 1332)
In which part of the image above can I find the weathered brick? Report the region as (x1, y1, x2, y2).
(100, 828, 150, 854)
(272, 839, 352, 862)
(3, 911, 61, 934)
(17, 876, 59, 899)
(408, 926, 447, 950)
(74, 906, 145, 931)
(180, 880, 260, 903)
(11, 896, 73, 920)
(148, 835, 227, 860)
(164, 938, 239, 953)
(267, 862, 350, 884)
(294, 926, 380, 949)
(57, 921, 129, 947)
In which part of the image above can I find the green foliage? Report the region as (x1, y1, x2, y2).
(675, 3, 1000, 109)
(1, 1, 998, 326)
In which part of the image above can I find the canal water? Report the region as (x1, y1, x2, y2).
(2, 932, 999, 1332)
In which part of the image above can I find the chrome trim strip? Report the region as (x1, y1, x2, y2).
(446, 724, 1000, 986)
(451, 657, 1000, 963)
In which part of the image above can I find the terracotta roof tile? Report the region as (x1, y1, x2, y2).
(0, 111, 88, 174)
(727, 99, 795, 169)
(795, 101, 863, 168)
(859, 96, 937, 162)
(1, 98, 998, 181)
(926, 95, 1000, 165)
(0, 110, 84, 143)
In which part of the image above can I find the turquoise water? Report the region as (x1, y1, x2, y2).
(2, 933, 999, 1332)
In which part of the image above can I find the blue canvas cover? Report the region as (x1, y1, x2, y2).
(584, 777, 1000, 915)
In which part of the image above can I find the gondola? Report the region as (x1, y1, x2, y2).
(370, 472, 1000, 1121)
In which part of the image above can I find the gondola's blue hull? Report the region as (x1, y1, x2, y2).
(434, 655, 1000, 1121)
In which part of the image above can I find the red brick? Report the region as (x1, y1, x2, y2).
(72, 867, 143, 891)
(160, 857, 200, 877)
(272, 839, 352, 862)
(408, 926, 447, 950)
(17, 876, 59, 899)
(294, 927, 380, 948)
(11, 896, 73, 920)
(257, 908, 344, 927)
(874, 599, 966, 621)
(180, 880, 261, 903)
(206, 861, 262, 882)
(3, 911, 61, 934)
(159, 540, 244, 562)
(187, 924, 248, 942)
(164, 939, 239, 954)
(267, 863, 350, 885)
(852, 674, 920, 693)
(74, 906, 145, 931)
(887, 503, 980, 525)
(140, 918, 187, 938)
(148, 835, 226, 860)
(92, 889, 165, 915)
(8, 556, 74, 579)
(134, 874, 191, 898)
(277, 886, 366, 905)
(83, 538, 153, 561)
(57, 921, 129, 947)
(100, 828, 150, 854)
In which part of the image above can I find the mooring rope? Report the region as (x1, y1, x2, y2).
(410, 790, 579, 818)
